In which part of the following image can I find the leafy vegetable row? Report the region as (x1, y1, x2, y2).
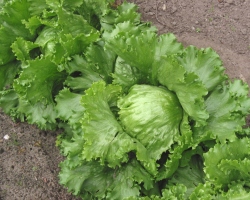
(1, 0, 250, 199)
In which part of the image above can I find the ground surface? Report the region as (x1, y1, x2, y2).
(1, 0, 250, 199)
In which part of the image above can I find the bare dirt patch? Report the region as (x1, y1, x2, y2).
(1, 0, 249, 199)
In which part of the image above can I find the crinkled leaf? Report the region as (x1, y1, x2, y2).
(217, 183, 250, 200)
(81, 81, 157, 174)
(155, 33, 183, 59)
(11, 37, 40, 62)
(58, 130, 85, 168)
(0, 89, 20, 118)
(55, 88, 84, 121)
(85, 43, 116, 83)
(177, 46, 227, 91)
(82, 0, 115, 18)
(194, 80, 250, 142)
(63, 54, 105, 92)
(204, 137, 250, 187)
(157, 55, 209, 126)
(105, 22, 182, 83)
(167, 155, 205, 197)
(0, 0, 33, 64)
(33, 9, 100, 64)
(17, 98, 57, 130)
(81, 81, 131, 166)
(156, 112, 195, 180)
(14, 56, 67, 105)
(0, 61, 20, 90)
(189, 182, 216, 200)
(27, 0, 47, 16)
(59, 159, 153, 199)
(101, 2, 141, 31)
(112, 56, 143, 92)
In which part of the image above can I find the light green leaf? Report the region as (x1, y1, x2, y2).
(63, 54, 106, 92)
(0, 61, 20, 90)
(59, 158, 153, 199)
(81, 81, 133, 167)
(55, 88, 84, 122)
(112, 56, 143, 92)
(14, 56, 67, 105)
(118, 85, 183, 161)
(204, 137, 250, 187)
(17, 98, 57, 130)
(157, 55, 209, 126)
(0, 0, 33, 64)
(177, 46, 227, 91)
(101, 2, 141, 31)
(11, 37, 40, 62)
(0, 89, 20, 118)
(194, 80, 250, 142)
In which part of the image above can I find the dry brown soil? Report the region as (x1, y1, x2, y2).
(0, 0, 249, 199)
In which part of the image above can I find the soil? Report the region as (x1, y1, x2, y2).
(0, 0, 250, 199)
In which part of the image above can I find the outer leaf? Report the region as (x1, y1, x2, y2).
(55, 88, 84, 122)
(104, 21, 182, 83)
(11, 37, 40, 62)
(14, 56, 67, 105)
(81, 81, 132, 166)
(0, 0, 33, 65)
(217, 183, 250, 200)
(33, 9, 100, 64)
(204, 137, 250, 187)
(167, 155, 205, 197)
(63, 50, 114, 92)
(101, 2, 141, 31)
(27, 0, 47, 16)
(112, 56, 143, 92)
(59, 158, 153, 199)
(58, 130, 85, 168)
(177, 46, 227, 91)
(157, 55, 209, 126)
(0, 61, 20, 90)
(0, 89, 20, 118)
(194, 80, 250, 142)
(82, 0, 115, 18)
(85, 43, 116, 84)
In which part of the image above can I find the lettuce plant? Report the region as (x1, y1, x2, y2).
(58, 15, 250, 200)
(1, 0, 250, 199)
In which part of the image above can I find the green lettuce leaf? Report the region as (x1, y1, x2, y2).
(194, 80, 250, 142)
(167, 155, 205, 198)
(177, 46, 227, 91)
(55, 88, 84, 122)
(101, 2, 141, 31)
(16, 99, 57, 130)
(112, 56, 143, 92)
(63, 43, 116, 92)
(59, 158, 153, 200)
(104, 21, 182, 83)
(0, 61, 20, 90)
(0, 0, 34, 65)
(204, 137, 250, 187)
(81, 81, 134, 167)
(14, 57, 67, 104)
(0, 89, 20, 119)
(11, 37, 40, 62)
(157, 55, 209, 126)
(118, 84, 183, 161)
